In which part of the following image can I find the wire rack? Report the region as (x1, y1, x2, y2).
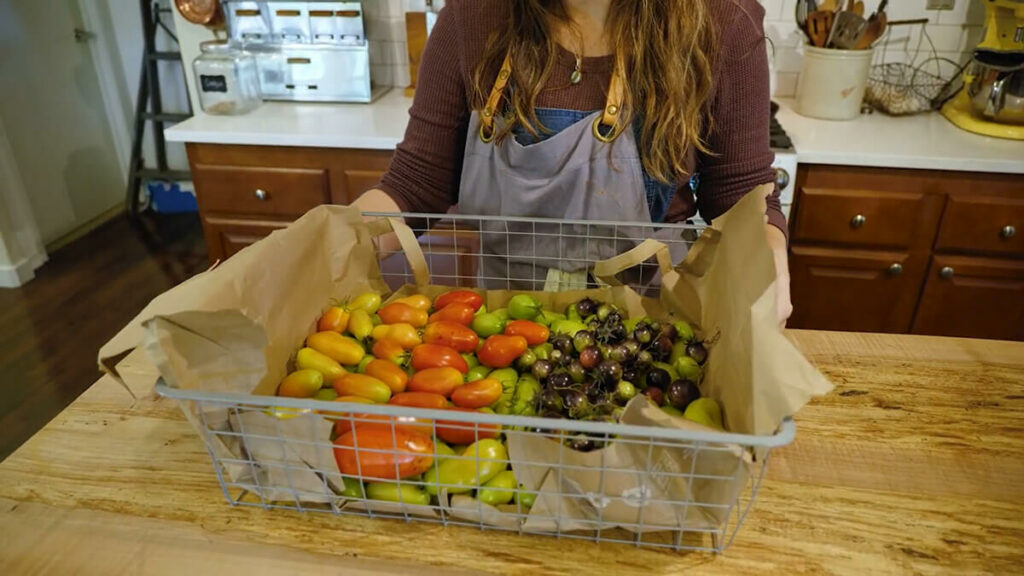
(155, 212, 795, 553)
(865, 19, 964, 115)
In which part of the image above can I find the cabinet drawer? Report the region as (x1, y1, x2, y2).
(788, 246, 928, 333)
(203, 216, 291, 263)
(934, 195, 1024, 257)
(193, 165, 330, 217)
(792, 188, 942, 249)
(912, 255, 1024, 341)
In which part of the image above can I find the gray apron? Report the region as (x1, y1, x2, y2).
(457, 53, 679, 290)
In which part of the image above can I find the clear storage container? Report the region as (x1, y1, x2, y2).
(193, 41, 262, 115)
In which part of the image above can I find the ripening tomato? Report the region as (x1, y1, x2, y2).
(372, 338, 409, 365)
(333, 373, 392, 403)
(333, 424, 434, 480)
(307, 332, 365, 366)
(392, 294, 432, 311)
(433, 290, 484, 313)
(317, 306, 350, 333)
(436, 407, 501, 445)
(411, 344, 469, 373)
(408, 367, 465, 397)
(332, 411, 433, 437)
(371, 323, 421, 349)
(428, 302, 476, 326)
(450, 378, 502, 409)
(378, 302, 428, 328)
(504, 320, 550, 346)
(423, 321, 479, 353)
(364, 359, 409, 393)
(389, 391, 449, 409)
(277, 369, 324, 398)
(477, 335, 529, 368)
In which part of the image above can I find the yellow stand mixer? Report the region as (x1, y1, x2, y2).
(941, 0, 1024, 140)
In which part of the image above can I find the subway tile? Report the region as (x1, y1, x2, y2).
(778, 0, 797, 26)
(936, 0, 986, 26)
(773, 71, 799, 97)
(759, 0, 785, 20)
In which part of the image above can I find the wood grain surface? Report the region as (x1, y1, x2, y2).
(1, 331, 1022, 575)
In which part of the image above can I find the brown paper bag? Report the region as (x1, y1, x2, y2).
(98, 184, 831, 525)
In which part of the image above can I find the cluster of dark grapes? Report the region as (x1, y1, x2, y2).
(517, 298, 708, 452)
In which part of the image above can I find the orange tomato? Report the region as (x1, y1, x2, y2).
(428, 302, 476, 326)
(477, 335, 529, 368)
(436, 407, 500, 445)
(504, 320, 550, 346)
(408, 367, 465, 397)
(307, 332, 366, 366)
(317, 306, 350, 332)
(332, 412, 433, 437)
(371, 323, 421, 349)
(333, 373, 392, 403)
(378, 302, 428, 328)
(389, 391, 449, 410)
(434, 290, 484, 312)
(411, 343, 468, 373)
(423, 321, 479, 353)
(364, 359, 409, 394)
(333, 424, 434, 480)
(372, 338, 409, 365)
(392, 294, 432, 311)
(450, 378, 502, 409)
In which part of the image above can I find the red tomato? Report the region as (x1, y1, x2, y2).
(408, 367, 465, 398)
(433, 290, 484, 312)
(477, 335, 528, 368)
(411, 343, 468, 373)
(389, 391, 449, 410)
(372, 339, 409, 365)
(333, 424, 434, 480)
(364, 359, 409, 393)
(428, 302, 476, 326)
(504, 320, 550, 346)
(332, 413, 432, 437)
(378, 302, 428, 328)
(422, 321, 479, 353)
(450, 378, 503, 409)
(436, 407, 500, 445)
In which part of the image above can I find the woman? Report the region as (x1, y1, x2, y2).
(356, 0, 791, 325)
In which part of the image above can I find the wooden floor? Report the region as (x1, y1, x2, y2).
(0, 213, 207, 461)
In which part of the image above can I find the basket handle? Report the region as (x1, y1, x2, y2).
(365, 217, 431, 288)
(592, 238, 673, 287)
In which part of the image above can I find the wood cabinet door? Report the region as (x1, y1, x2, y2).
(788, 246, 929, 333)
(202, 216, 291, 263)
(912, 255, 1024, 341)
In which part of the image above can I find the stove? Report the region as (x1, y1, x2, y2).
(770, 101, 798, 221)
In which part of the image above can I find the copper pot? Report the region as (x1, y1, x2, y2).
(175, 0, 226, 29)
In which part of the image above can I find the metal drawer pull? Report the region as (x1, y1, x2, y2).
(887, 263, 903, 276)
(939, 266, 954, 279)
(254, 189, 269, 201)
(1001, 225, 1016, 239)
(850, 214, 866, 229)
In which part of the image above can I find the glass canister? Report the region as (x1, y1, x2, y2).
(193, 41, 261, 115)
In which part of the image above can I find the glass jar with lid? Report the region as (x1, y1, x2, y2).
(193, 41, 261, 115)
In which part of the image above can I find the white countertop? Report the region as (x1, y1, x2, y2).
(166, 90, 1024, 174)
(776, 99, 1024, 175)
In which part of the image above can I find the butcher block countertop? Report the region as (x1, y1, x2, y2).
(1, 330, 1022, 575)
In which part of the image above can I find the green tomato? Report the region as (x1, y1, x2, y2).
(425, 438, 508, 495)
(462, 352, 480, 370)
(674, 356, 702, 382)
(565, 303, 582, 322)
(434, 440, 457, 458)
(492, 308, 510, 322)
(652, 361, 680, 381)
(366, 482, 431, 506)
(477, 470, 517, 506)
(515, 486, 537, 509)
(356, 355, 374, 374)
(471, 312, 506, 338)
(660, 405, 685, 418)
(531, 342, 553, 361)
(512, 374, 541, 416)
(312, 388, 339, 402)
(476, 304, 487, 315)
(508, 294, 543, 320)
(683, 398, 723, 430)
(466, 365, 493, 383)
(371, 314, 382, 327)
(674, 320, 696, 344)
(489, 368, 519, 415)
(551, 319, 587, 336)
(340, 476, 366, 499)
(534, 309, 565, 327)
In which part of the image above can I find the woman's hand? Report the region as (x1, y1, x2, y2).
(765, 224, 792, 328)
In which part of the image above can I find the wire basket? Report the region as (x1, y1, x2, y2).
(155, 212, 796, 553)
(865, 20, 963, 115)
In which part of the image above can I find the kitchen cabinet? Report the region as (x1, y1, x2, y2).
(789, 165, 1024, 341)
(186, 143, 393, 262)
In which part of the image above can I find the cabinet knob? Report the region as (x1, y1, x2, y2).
(254, 189, 268, 201)
(850, 214, 866, 229)
(939, 266, 955, 279)
(887, 263, 903, 276)
(1001, 225, 1016, 239)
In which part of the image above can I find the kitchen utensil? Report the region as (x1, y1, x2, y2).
(854, 7, 887, 49)
(852, 1, 865, 16)
(807, 10, 834, 48)
(828, 9, 867, 49)
(175, 0, 225, 28)
(818, 0, 839, 12)
(967, 64, 1024, 124)
(795, 0, 817, 30)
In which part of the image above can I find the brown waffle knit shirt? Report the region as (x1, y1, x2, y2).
(376, 0, 786, 235)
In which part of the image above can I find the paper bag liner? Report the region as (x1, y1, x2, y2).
(97, 184, 832, 534)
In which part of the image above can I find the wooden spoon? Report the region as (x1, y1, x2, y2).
(818, 0, 839, 12)
(854, 8, 886, 49)
(807, 10, 835, 48)
(852, 1, 865, 16)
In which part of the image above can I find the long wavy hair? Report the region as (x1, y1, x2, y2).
(472, 0, 718, 184)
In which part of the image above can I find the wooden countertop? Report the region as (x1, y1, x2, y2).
(1, 331, 1022, 575)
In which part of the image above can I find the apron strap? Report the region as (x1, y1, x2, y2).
(479, 51, 514, 142)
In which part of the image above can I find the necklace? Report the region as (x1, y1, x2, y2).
(570, 55, 582, 84)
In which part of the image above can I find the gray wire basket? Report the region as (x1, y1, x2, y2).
(865, 20, 963, 115)
(155, 212, 796, 553)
